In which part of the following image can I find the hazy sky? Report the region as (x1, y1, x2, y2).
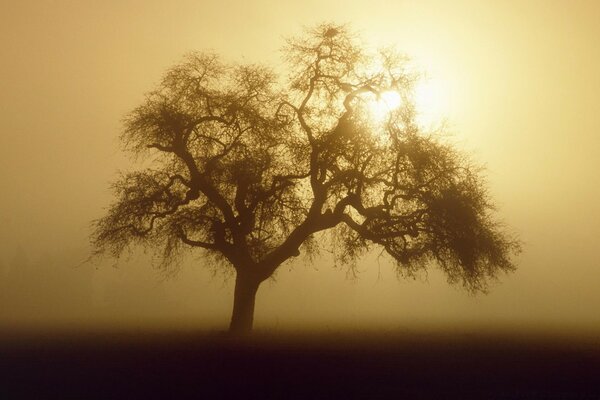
(1, 0, 599, 333)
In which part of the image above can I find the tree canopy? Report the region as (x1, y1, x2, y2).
(92, 23, 520, 333)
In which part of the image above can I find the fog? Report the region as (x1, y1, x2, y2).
(1, 0, 599, 335)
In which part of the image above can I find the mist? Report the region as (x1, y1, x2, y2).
(1, 0, 600, 337)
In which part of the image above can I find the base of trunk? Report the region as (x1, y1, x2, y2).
(228, 271, 261, 334)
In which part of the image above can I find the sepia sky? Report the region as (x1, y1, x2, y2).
(1, 0, 599, 334)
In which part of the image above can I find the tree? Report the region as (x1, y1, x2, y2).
(92, 23, 520, 334)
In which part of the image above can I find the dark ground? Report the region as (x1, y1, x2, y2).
(1, 329, 599, 399)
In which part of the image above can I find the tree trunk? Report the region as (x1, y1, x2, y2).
(229, 270, 262, 334)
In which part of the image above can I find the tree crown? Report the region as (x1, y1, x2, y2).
(93, 23, 519, 291)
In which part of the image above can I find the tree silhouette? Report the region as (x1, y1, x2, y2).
(92, 23, 520, 334)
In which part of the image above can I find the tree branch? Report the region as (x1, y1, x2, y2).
(177, 227, 218, 250)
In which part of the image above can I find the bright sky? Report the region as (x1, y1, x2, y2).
(1, 0, 599, 334)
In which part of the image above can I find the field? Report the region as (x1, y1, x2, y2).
(1, 328, 599, 398)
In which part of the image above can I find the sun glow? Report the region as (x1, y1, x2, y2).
(412, 76, 449, 127)
(365, 78, 449, 129)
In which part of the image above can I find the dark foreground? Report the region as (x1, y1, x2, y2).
(1, 329, 599, 399)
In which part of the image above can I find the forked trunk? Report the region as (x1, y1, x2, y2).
(229, 270, 262, 334)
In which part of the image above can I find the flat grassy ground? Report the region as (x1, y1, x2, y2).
(1, 328, 599, 399)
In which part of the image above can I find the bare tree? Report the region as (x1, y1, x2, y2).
(92, 23, 520, 334)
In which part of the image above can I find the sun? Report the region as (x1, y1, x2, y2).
(364, 76, 449, 128)
(367, 90, 402, 123)
(380, 91, 402, 110)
